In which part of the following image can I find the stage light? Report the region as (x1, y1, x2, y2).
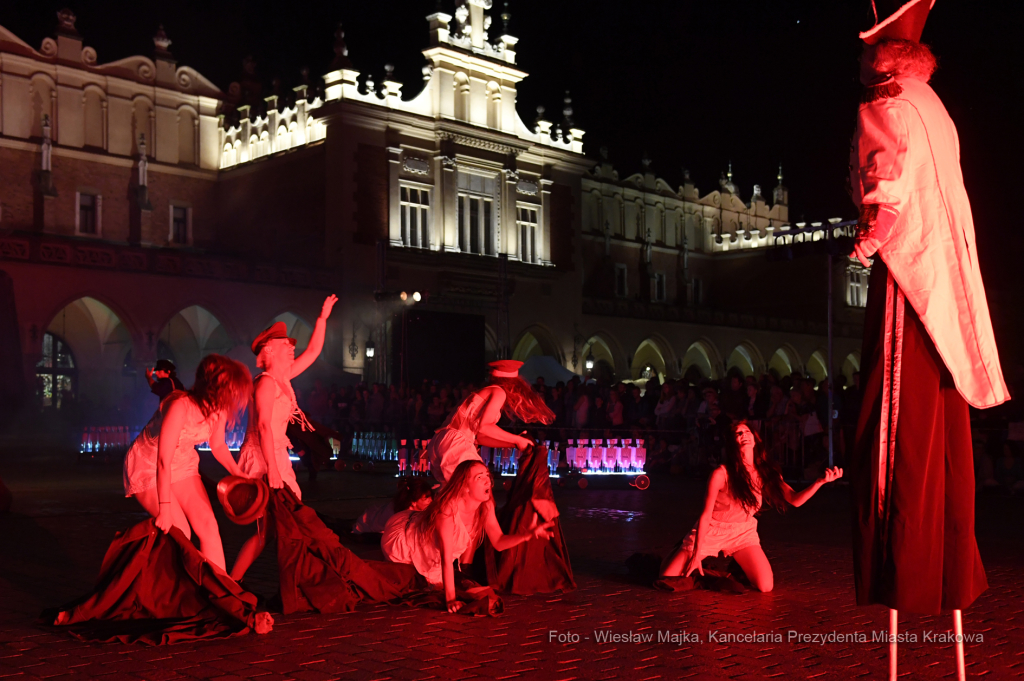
(399, 291, 408, 301)
(365, 340, 375, 359)
(412, 291, 421, 302)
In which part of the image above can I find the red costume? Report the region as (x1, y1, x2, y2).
(850, 0, 1008, 614)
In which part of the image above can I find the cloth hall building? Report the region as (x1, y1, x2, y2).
(0, 4, 865, 424)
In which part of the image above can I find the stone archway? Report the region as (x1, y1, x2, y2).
(726, 340, 764, 377)
(269, 312, 313, 353)
(842, 352, 861, 384)
(157, 305, 233, 381)
(768, 344, 803, 379)
(681, 338, 721, 382)
(806, 350, 829, 384)
(512, 325, 563, 365)
(631, 338, 668, 383)
(39, 296, 134, 412)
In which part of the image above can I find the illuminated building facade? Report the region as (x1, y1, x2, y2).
(0, 3, 864, 421)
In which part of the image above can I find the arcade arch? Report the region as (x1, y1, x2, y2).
(631, 338, 667, 383)
(512, 325, 562, 364)
(681, 339, 720, 383)
(157, 305, 233, 381)
(37, 297, 134, 410)
(768, 345, 803, 379)
(842, 352, 861, 384)
(269, 312, 313, 353)
(582, 335, 617, 383)
(726, 341, 763, 377)
(806, 350, 829, 384)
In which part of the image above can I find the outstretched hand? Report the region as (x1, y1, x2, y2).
(320, 294, 338, 320)
(819, 466, 844, 484)
(526, 514, 556, 541)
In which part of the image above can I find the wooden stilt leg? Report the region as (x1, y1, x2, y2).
(953, 609, 966, 681)
(889, 608, 898, 681)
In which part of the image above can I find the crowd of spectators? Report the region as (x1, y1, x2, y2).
(295, 371, 869, 479)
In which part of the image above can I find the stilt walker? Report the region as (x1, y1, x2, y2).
(848, 2, 1009, 679)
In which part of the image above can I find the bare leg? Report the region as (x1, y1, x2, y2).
(133, 487, 191, 539)
(173, 475, 226, 572)
(230, 516, 267, 581)
(660, 546, 694, 577)
(953, 609, 965, 681)
(731, 545, 774, 592)
(889, 609, 898, 681)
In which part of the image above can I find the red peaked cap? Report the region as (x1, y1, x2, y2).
(489, 359, 523, 378)
(860, 0, 934, 45)
(251, 321, 297, 355)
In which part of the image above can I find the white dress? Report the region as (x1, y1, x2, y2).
(237, 373, 303, 500)
(123, 392, 213, 497)
(381, 509, 472, 587)
(427, 391, 488, 483)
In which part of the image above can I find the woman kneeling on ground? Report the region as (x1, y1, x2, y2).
(383, 460, 555, 613)
(660, 420, 842, 592)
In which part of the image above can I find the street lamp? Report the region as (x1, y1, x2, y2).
(365, 339, 375, 359)
(585, 351, 595, 371)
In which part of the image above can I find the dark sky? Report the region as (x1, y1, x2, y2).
(4, 1, 1023, 316)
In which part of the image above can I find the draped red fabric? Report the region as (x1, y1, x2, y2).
(486, 445, 576, 595)
(47, 519, 261, 645)
(268, 487, 426, 614)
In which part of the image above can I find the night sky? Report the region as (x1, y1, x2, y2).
(3, 1, 1022, 360)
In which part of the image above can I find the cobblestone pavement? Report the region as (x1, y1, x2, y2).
(1, 451, 1022, 680)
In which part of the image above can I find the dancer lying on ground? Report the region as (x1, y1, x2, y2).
(660, 421, 842, 592)
(230, 295, 336, 580)
(428, 359, 555, 483)
(382, 460, 555, 613)
(353, 477, 435, 536)
(51, 354, 272, 644)
(123, 353, 249, 571)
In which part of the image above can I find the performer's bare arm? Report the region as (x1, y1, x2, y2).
(253, 378, 284, 488)
(483, 504, 555, 552)
(289, 294, 337, 379)
(781, 466, 843, 507)
(207, 412, 243, 478)
(154, 396, 188, 533)
(473, 386, 532, 450)
(684, 466, 728, 577)
(437, 513, 463, 613)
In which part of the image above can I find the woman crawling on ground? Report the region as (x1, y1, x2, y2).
(383, 460, 555, 613)
(659, 420, 842, 592)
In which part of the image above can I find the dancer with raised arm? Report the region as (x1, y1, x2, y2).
(228, 296, 423, 615)
(847, 3, 1008, 678)
(51, 355, 272, 644)
(382, 460, 555, 614)
(659, 421, 841, 592)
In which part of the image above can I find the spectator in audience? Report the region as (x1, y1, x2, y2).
(607, 389, 625, 428)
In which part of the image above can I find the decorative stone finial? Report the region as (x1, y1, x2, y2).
(727, 161, 733, 181)
(683, 167, 691, 182)
(56, 8, 79, 36)
(777, 162, 783, 183)
(641, 153, 652, 171)
(384, 64, 395, 79)
(153, 25, 172, 57)
(599, 146, 609, 161)
(331, 23, 353, 69)
(501, 1, 511, 33)
(562, 91, 574, 127)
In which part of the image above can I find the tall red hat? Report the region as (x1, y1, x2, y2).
(251, 321, 297, 355)
(489, 359, 523, 378)
(860, 0, 934, 45)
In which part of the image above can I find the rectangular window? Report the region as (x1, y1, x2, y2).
(846, 266, 868, 308)
(77, 193, 99, 235)
(615, 263, 628, 298)
(517, 206, 539, 263)
(458, 193, 493, 255)
(171, 206, 190, 245)
(654, 272, 667, 302)
(400, 185, 431, 249)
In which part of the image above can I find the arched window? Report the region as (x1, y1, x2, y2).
(276, 124, 289, 151)
(36, 332, 76, 409)
(222, 142, 236, 168)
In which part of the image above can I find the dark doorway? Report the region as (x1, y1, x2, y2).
(397, 310, 485, 385)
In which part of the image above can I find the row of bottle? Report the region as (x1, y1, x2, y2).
(565, 438, 647, 473)
(80, 426, 139, 453)
(480, 442, 562, 476)
(351, 431, 406, 461)
(196, 429, 246, 451)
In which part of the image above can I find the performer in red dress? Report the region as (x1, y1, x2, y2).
(52, 355, 273, 643)
(228, 297, 424, 614)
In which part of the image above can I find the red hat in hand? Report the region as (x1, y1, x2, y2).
(489, 359, 523, 378)
(251, 322, 296, 355)
(217, 475, 270, 525)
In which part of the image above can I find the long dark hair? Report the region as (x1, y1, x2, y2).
(490, 375, 555, 424)
(190, 354, 252, 428)
(394, 477, 435, 513)
(723, 420, 786, 514)
(414, 460, 492, 545)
